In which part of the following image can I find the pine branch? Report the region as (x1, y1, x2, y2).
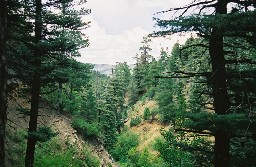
(40, 87, 57, 95)
(199, 3, 217, 14)
(169, 71, 210, 77)
(175, 128, 256, 138)
(227, 71, 256, 79)
(201, 102, 214, 106)
(157, 0, 217, 14)
(155, 75, 193, 79)
(225, 59, 256, 65)
(174, 142, 213, 154)
(155, 71, 211, 80)
(205, 107, 215, 110)
(175, 128, 214, 135)
(194, 89, 212, 95)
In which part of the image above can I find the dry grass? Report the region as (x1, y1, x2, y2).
(126, 99, 169, 153)
(132, 121, 167, 151)
(6, 96, 118, 167)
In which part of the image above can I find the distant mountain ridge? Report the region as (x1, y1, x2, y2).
(93, 64, 135, 75)
(93, 64, 113, 75)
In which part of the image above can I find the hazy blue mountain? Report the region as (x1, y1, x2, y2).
(93, 64, 135, 75)
(93, 64, 113, 75)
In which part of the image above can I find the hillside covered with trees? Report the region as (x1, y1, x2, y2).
(1, 0, 256, 167)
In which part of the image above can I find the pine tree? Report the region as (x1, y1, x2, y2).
(113, 62, 131, 110)
(156, 77, 175, 124)
(24, 0, 90, 166)
(25, 0, 43, 166)
(100, 81, 118, 149)
(129, 37, 153, 104)
(146, 59, 161, 91)
(154, 1, 256, 166)
(80, 87, 98, 123)
(155, 44, 188, 125)
(0, 0, 7, 166)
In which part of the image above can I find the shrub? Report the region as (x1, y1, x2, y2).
(111, 131, 139, 162)
(35, 138, 100, 167)
(6, 129, 27, 167)
(130, 116, 141, 127)
(144, 87, 156, 100)
(72, 118, 100, 138)
(143, 108, 151, 120)
(83, 147, 101, 167)
(128, 148, 167, 167)
(28, 126, 57, 142)
(7, 129, 26, 142)
(153, 131, 194, 167)
(35, 138, 82, 167)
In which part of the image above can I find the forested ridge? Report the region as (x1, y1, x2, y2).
(1, 0, 256, 167)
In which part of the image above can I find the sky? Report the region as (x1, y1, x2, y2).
(77, 0, 192, 65)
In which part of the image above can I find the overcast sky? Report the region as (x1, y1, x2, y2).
(77, 0, 192, 65)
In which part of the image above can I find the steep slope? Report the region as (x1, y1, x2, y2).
(6, 95, 118, 167)
(126, 99, 169, 153)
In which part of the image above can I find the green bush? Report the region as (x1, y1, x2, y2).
(35, 138, 81, 167)
(143, 108, 151, 120)
(144, 87, 156, 100)
(153, 131, 194, 167)
(72, 118, 100, 138)
(7, 129, 26, 142)
(63, 92, 83, 114)
(83, 147, 101, 167)
(16, 107, 30, 116)
(35, 149, 84, 167)
(111, 131, 139, 162)
(130, 116, 141, 127)
(6, 129, 26, 167)
(35, 138, 100, 167)
(28, 126, 57, 142)
(128, 148, 167, 167)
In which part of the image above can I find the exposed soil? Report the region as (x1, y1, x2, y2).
(6, 95, 118, 167)
(126, 99, 168, 153)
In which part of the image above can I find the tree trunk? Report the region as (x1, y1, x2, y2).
(25, 0, 42, 166)
(209, 1, 230, 166)
(0, 0, 7, 166)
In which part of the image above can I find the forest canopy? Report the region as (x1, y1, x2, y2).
(1, 0, 256, 167)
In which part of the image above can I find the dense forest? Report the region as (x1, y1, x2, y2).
(1, 0, 256, 167)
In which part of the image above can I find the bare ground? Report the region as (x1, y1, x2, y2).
(126, 99, 169, 153)
(6, 95, 118, 167)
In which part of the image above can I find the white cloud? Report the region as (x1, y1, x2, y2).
(78, 19, 149, 65)
(78, 19, 189, 65)
(77, 0, 193, 65)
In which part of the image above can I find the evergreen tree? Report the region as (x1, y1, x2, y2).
(146, 59, 161, 90)
(80, 87, 98, 123)
(100, 81, 118, 149)
(112, 62, 131, 111)
(41, 58, 92, 115)
(0, 0, 7, 166)
(156, 77, 175, 124)
(97, 63, 131, 148)
(154, 1, 256, 166)
(129, 37, 153, 104)
(25, 0, 43, 166)
(24, 0, 90, 166)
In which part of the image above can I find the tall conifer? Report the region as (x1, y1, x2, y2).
(0, 0, 7, 166)
(154, 1, 256, 166)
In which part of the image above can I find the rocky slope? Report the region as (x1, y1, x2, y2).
(6, 95, 118, 167)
